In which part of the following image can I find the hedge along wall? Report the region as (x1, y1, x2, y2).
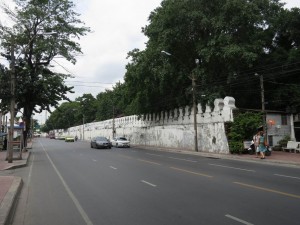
(55, 96, 236, 154)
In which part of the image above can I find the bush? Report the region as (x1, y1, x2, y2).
(278, 135, 290, 147)
(227, 112, 262, 154)
(229, 141, 244, 154)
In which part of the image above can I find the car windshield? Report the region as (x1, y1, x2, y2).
(117, 137, 127, 141)
(96, 137, 107, 141)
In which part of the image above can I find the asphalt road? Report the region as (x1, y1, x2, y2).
(6, 138, 300, 225)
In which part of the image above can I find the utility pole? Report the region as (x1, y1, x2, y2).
(193, 59, 200, 152)
(255, 73, 267, 142)
(112, 106, 115, 138)
(192, 76, 198, 152)
(7, 45, 16, 163)
(161, 50, 200, 152)
(82, 115, 85, 140)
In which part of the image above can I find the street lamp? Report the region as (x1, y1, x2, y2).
(161, 50, 199, 152)
(255, 73, 267, 141)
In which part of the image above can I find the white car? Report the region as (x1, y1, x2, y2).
(112, 137, 130, 148)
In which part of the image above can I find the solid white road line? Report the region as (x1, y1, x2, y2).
(274, 174, 300, 180)
(40, 143, 93, 225)
(141, 180, 157, 187)
(209, 163, 255, 172)
(225, 214, 254, 225)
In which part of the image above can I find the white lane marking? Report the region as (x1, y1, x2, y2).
(168, 156, 197, 163)
(40, 143, 93, 225)
(146, 153, 163, 157)
(28, 154, 35, 184)
(225, 214, 254, 225)
(141, 180, 157, 187)
(110, 166, 117, 170)
(209, 163, 255, 172)
(274, 174, 300, 180)
(92, 159, 98, 162)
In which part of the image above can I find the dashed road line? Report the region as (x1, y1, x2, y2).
(168, 157, 197, 163)
(209, 163, 255, 172)
(92, 159, 98, 162)
(110, 166, 117, 170)
(234, 182, 300, 199)
(137, 159, 161, 165)
(225, 214, 254, 225)
(170, 167, 213, 178)
(141, 180, 157, 187)
(146, 153, 163, 157)
(274, 174, 300, 180)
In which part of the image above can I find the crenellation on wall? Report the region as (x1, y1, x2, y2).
(54, 96, 236, 153)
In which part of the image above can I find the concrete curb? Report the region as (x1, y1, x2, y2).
(0, 177, 23, 225)
(5, 152, 31, 171)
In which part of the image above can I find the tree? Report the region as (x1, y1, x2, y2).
(0, 0, 90, 144)
(124, 0, 300, 115)
(75, 94, 97, 124)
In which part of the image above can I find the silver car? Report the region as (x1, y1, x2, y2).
(90, 136, 112, 149)
(112, 137, 130, 148)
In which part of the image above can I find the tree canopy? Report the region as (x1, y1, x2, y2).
(43, 0, 300, 130)
(124, 0, 300, 114)
(0, 0, 90, 133)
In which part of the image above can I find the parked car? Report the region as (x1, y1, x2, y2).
(56, 136, 65, 140)
(111, 137, 130, 148)
(90, 136, 112, 149)
(65, 136, 75, 142)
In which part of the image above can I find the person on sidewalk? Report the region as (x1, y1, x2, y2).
(253, 132, 260, 158)
(3, 137, 7, 151)
(258, 131, 267, 159)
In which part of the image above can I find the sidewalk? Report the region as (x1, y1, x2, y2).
(0, 142, 32, 225)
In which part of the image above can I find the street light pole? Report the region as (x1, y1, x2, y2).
(255, 73, 267, 141)
(192, 75, 198, 152)
(82, 115, 85, 140)
(161, 51, 199, 152)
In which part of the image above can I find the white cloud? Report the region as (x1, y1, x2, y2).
(52, 0, 162, 100)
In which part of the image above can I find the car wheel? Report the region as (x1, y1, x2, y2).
(116, 143, 118, 148)
(91, 143, 93, 148)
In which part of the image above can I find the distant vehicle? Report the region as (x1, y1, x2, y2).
(65, 136, 75, 142)
(90, 136, 112, 149)
(57, 136, 65, 140)
(34, 132, 41, 137)
(111, 137, 130, 148)
(49, 133, 55, 139)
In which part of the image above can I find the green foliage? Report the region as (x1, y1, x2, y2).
(227, 112, 262, 153)
(228, 141, 244, 154)
(278, 135, 291, 147)
(228, 112, 262, 141)
(41, 0, 300, 128)
(123, 0, 300, 115)
(0, 0, 90, 134)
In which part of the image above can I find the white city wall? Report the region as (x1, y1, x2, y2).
(57, 97, 236, 154)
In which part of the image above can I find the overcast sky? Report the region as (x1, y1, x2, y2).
(0, 0, 299, 123)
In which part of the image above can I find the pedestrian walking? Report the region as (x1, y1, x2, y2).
(3, 137, 7, 150)
(253, 132, 260, 158)
(258, 131, 267, 159)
